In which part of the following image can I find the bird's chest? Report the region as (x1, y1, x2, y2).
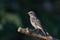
(30, 18, 36, 27)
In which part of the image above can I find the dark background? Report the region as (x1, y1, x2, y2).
(0, 0, 60, 40)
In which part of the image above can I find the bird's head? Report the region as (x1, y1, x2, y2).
(27, 11, 35, 17)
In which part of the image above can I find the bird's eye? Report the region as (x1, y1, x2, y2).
(30, 13, 32, 14)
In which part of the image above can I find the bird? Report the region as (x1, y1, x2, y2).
(27, 11, 46, 35)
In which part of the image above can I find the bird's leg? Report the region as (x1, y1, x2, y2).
(29, 29, 37, 32)
(32, 29, 37, 31)
(36, 29, 40, 34)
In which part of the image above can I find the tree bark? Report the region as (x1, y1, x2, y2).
(17, 27, 58, 40)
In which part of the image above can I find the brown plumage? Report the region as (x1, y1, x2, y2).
(28, 11, 46, 35)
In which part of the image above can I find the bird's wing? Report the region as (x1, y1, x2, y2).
(35, 18, 42, 27)
(31, 17, 36, 22)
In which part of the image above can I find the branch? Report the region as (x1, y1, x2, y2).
(17, 27, 54, 40)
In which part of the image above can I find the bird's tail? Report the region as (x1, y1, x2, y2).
(38, 27, 46, 36)
(40, 29, 46, 36)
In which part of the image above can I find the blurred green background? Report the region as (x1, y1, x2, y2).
(0, 0, 60, 40)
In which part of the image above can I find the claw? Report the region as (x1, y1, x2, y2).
(26, 28, 36, 32)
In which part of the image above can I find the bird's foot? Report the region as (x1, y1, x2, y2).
(29, 29, 37, 32)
